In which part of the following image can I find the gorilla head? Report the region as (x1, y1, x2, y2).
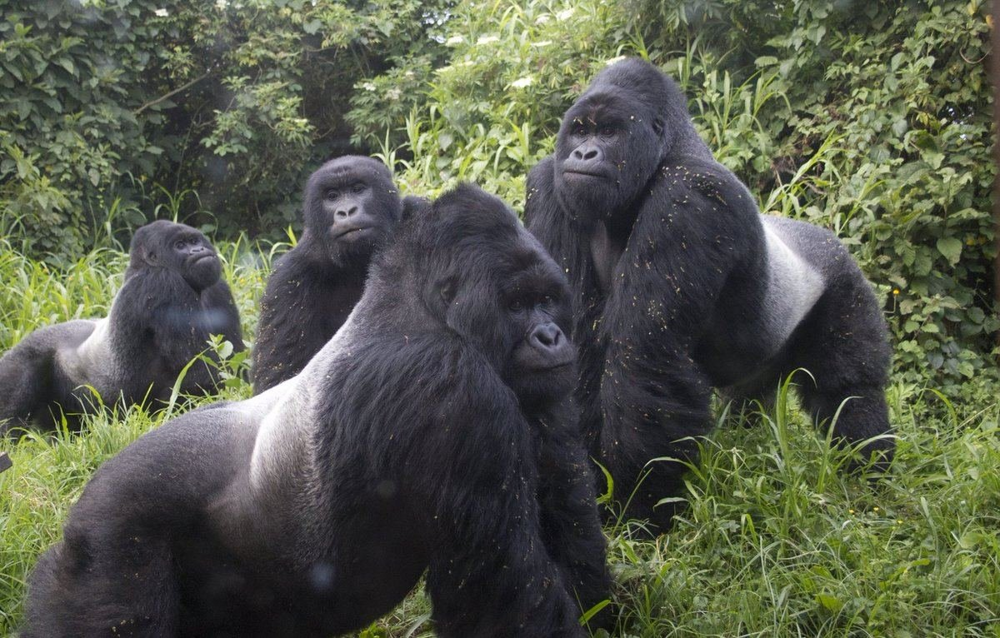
(303, 155, 403, 268)
(128, 220, 222, 292)
(374, 185, 577, 408)
(554, 58, 708, 220)
(252, 156, 409, 393)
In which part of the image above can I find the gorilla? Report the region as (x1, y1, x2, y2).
(0, 221, 243, 434)
(252, 156, 408, 393)
(22, 184, 611, 638)
(525, 58, 893, 530)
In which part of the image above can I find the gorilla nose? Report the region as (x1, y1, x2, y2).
(336, 206, 359, 219)
(572, 144, 603, 162)
(529, 323, 564, 350)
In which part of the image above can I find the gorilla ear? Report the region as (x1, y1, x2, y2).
(429, 275, 458, 317)
(438, 277, 457, 305)
(401, 196, 430, 222)
(652, 117, 665, 137)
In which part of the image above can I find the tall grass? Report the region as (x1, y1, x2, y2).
(1, 243, 998, 637)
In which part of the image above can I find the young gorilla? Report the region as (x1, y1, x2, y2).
(0, 221, 243, 434)
(252, 156, 407, 393)
(23, 184, 611, 638)
(526, 58, 893, 530)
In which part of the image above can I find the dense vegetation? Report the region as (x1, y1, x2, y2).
(1, 0, 998, 635)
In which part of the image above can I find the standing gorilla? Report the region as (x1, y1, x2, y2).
(526, 58, 893, 530)
(23, 185, 611, 638)
(0, 221, 243, 434)
(252, 156, 407, 393)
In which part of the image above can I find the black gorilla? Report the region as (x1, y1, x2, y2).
(23, 185, 611, 638)
(0, 221, 243, 434)
(526, 58, 893, 530)
(253, 156, 407, 393)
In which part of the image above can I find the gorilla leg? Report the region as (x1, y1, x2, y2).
(787, 278, 893, 465)
(0, 337, 52, 435)
(23, 525, 180, 637)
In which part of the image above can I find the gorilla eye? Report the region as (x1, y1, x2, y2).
(325, 189, 340, 201)
(541, 294, 554, 305)
(599, 125, 616, 137)
(508, 299, 525, 312)
(174, 240, 187, 250)
(351, 183, 365, 194)
(573, 124, 587, 136)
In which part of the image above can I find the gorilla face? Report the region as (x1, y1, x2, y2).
(411, 187, 577, 407)
(304, 156, 402, 268)
(554, 90, 665, 222)
(131, 221, 221, 292)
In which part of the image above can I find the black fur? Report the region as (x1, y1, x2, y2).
(252, 156, 406, 393)
(525, 58, 893, 530)
(0, 220, 243, 434)
(22, 184, 611, 637)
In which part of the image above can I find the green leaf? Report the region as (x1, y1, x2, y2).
(816, 593, 844, 613)
(936, 237, 962, 264)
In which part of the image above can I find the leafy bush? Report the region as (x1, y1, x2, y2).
(0, 0, 449, 258)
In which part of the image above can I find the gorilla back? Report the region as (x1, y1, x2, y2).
(526, 58, 893, 530)
(0, 220, 243, 434)
(252, 156, 406, 393)
(23, 185, 610, 638)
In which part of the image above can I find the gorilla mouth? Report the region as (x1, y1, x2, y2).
(191, 253, 217, 263)
(563, 170, 606, 180)
(528, 357, 575, 373)
(335, 226, 376, 240)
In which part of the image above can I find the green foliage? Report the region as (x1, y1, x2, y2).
(347, 0, 637, 206)
(0, 0, 449, 257)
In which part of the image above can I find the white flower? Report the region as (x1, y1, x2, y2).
(477, 35, 499, 45)
(605, 55, 627, 66)
(556, 8, 574, 20)
(536, 14, 551, 24)
(511, 77, 533, 89)
(445, 35, 465, 46)
(154, 8, 168, 16)
(215, 0, 228, 9)
(530, 40, 552, 48)
(386, 88, 401, 100)
(362, 82, 377, 92)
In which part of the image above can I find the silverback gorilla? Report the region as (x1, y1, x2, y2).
(525, 58, 893, 530)
(23, 184, 611, 638)
(252, 156, 406, 393)
(0, 221, 243, 434)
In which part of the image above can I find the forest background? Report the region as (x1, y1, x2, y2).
(1, 0, 998, 635)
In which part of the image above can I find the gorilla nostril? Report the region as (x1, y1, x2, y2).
(583, 150, 598, 160)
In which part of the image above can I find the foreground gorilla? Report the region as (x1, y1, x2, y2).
(253, 156, 406, 393)
(526, 58, 893, 530)
(23, 185, 611, 638)
(0, 221, 243, 434)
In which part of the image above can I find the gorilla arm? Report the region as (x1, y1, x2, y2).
(416, 351, 590, 638)
(532, 400, 613, 631)
(252, 254, 332, 392)
(597, 162, 760, 525)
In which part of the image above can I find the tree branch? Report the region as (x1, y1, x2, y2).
(133, 70, 214, 116)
